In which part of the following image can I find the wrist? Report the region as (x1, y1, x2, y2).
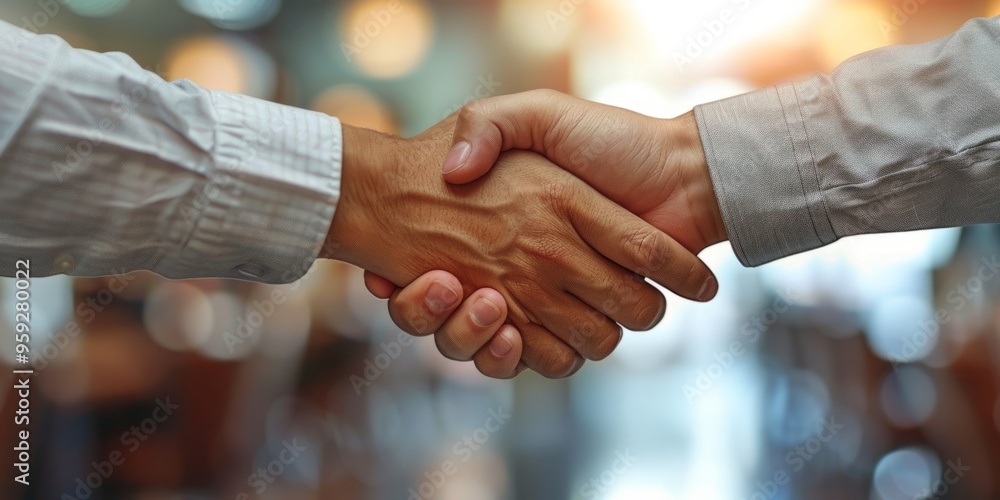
(668, 111, 728, 247)
(322, 125, 401, 265)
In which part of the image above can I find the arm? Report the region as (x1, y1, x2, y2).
(0, 20, 339, 283)
(329, 119, 715, 378)
(376, 15, 1000, 376)
(0, 20, 716, 379)
(699, 15, 1000, 266)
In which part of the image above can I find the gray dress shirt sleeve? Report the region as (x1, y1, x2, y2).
(695, 15, 1000, 267)
(0, 20, 342, 284)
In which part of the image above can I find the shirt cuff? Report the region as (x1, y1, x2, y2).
(153, 90, 342, 284)
(694, 82, 837, 267)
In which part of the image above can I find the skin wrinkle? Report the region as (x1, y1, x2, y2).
(367, 91, 726, 377)
(333, 124, 655, 359)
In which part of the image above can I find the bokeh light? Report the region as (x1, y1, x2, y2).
(179, 0, 282, 30)
(0, 275, 73, 366)
(143, 282, 214, 352)
(873, 447, 941, 500)
(499, 0, 578, 56)
(628, 0, 822, 61)
(338, 0, 435, 79)
(65, 0, 130, 17)
(766, 370, 832, 446)
(880, 366, 937, 428)
(589, 81, 676, 117)
(818, 2, 894, 70)
(194, 291, 255, 361)
(866, 296, 937, 363)
(164, 37, 248, 94)
(163, 36, 277, 98)
(9, 3, 1000, 500)
(312, 85, 398, 133)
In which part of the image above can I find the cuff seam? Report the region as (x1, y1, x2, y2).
(695, 105, 752, 267)
(777, 84, 825, 247)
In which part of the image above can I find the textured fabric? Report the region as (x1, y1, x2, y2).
(0, 20, 342, 284)
(696, 16, 1000, 267)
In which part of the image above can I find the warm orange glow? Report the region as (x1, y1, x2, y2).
(499, 0, 578, 56)
(990, 0, 1000, 17)
(818, 2, 895, 71)
(312, 85, 398, 134)
(163, 37, 249, 94)
(339, 0, 434, 79)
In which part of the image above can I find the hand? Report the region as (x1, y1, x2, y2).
(326, 116, 717, 378)
(366, 90, 728, 377)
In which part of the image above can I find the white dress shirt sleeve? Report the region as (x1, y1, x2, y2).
(696, 16, 1000, 267)
(0, 19, 342, 284)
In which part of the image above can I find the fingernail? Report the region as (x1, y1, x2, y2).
(489, 330, 514, 357)
(647, 299, 667, 330)
(471, 297, 501, 327)
(698, 276, 718, 302)
(425, 280, 459, 313)
(442, 141, 471, 174)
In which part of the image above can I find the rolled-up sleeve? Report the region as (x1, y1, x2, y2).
(696, 16, 1000, 267)
(0, 20, 342, 284)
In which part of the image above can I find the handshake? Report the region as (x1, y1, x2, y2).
(322, 90, 728, 380)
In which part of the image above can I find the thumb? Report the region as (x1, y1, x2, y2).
(442, 89, 569, 185)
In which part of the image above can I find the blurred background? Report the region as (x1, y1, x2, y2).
(2, 0, 1000, 498)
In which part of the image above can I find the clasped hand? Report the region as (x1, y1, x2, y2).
(328, 91, 726, 379)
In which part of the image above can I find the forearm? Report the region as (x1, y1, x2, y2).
(0, 20, 341, 283)
(697, 15, 1000, 266)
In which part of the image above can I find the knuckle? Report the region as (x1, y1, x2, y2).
(524, 234, 573, 267)
(529, 88, 558, 100)
(680, 259, 706, 292)
(534, 88, 561, 103)
(624, 226, 669, 274)
(562, 312, 616, 361)
(611, 267, 648, 296)
(628, 294, 663, 331)
(585, 323, 622, 361)
(458, 99, 487, 123)
(536, 349, 583, 379)
(599, 272, 644, 316)
(540, 178, 573, 207)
